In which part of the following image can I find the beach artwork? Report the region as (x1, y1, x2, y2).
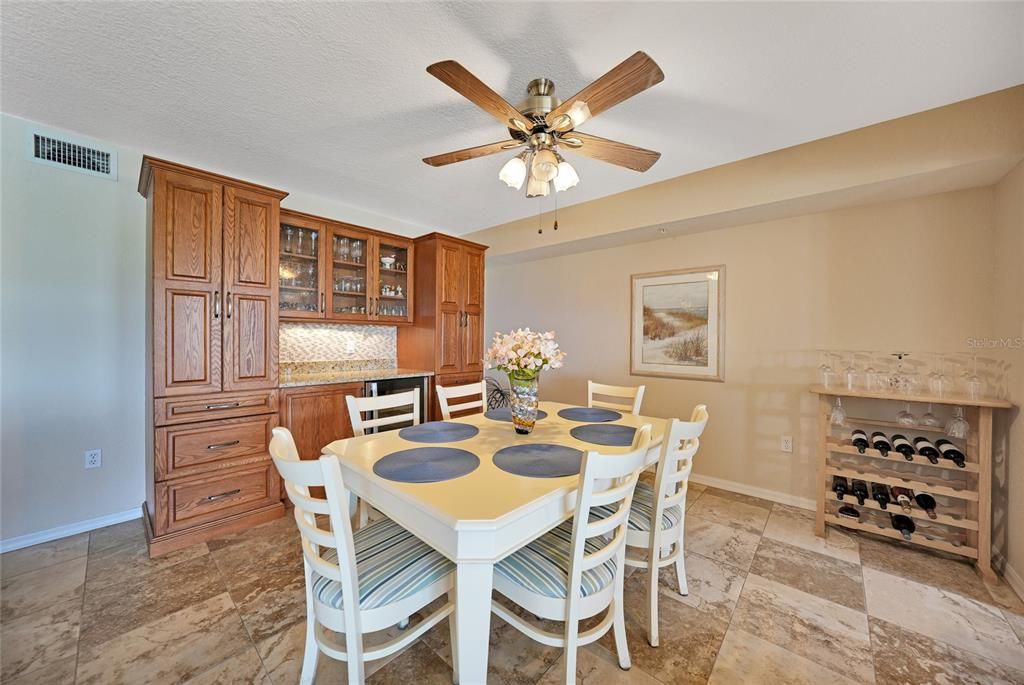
(630, 266, 724, 381)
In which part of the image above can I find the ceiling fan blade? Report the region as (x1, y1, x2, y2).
(422, 140, 523, 167)
(546, 51, 664, 131)
(560, 132, 660, 172)
(427, 60, 534, 133)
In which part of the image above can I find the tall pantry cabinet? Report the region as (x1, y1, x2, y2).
(140, 157, 285, 556)
(398, 233, 487, 420)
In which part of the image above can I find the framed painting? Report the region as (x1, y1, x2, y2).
(630, 265, 725, 381)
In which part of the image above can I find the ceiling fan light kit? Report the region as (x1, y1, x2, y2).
(422, 52, 664, 198)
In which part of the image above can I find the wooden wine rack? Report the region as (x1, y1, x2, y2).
(811, 385, 1014, 581)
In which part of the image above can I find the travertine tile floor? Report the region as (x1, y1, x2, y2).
(3, 483, 1024, 684)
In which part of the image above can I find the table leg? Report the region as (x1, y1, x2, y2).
(455, 561, 494, 685)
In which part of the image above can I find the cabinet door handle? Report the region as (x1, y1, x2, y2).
(320, 292, 325, 313)
(205, 402, 240, 410)
(214, 291, 221, 318)
(204, 488, 241, 502)
(226, 292, 233, 318)
(206, 440, 241, 450)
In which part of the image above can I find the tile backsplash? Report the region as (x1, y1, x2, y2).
(280, 322, 396, 364)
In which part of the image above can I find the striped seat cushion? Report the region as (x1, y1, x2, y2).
(592, 481, 682, 532)
(494, 520, 616, 599)
(311, 518, 453, 610)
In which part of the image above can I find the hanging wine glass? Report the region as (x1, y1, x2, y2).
(896, 402, 917, 426)
(920, 403, 941, 427)
(844, 356, 858, 391)
(946, 406, 970, 439)
(965, 355, 982, 400)
(830, 398, 847, 426)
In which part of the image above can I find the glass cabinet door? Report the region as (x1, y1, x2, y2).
(327, 225, 370, 321)
(374, 238, 412, 322)
(279, 216, 324, 318)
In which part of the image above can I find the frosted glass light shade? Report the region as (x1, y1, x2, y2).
(552, 160, 579, 191)
(498, 153, 527, 189)
(526, 174, 550, 197)
(531, 148, 558, 182)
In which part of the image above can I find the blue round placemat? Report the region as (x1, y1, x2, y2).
(373, 447, 480, 483)
(492, 444, 584, 478)
(570, 424, 637, 447)
(484, 407, 548, 422)
(558, 407, 622, 422)
(398, 422, 479, 443)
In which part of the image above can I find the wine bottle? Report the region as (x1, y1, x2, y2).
(851, 429, 870, 454)
(914, 492, 938, 519)
(891, 434, 915, 461)
(871, 483, 891, 509)
(832, 476, 849, 501)
(891, 513, 916, 540)
(935, 439, 966, 468)
(852, 479, 869, 505)
(913, 437, 941, 464)
(837, 505, 860, 520)
(871, 431, 892, 457)
(890, 486, 914, 513)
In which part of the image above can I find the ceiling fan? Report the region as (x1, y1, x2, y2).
(422, 51, 664, 197)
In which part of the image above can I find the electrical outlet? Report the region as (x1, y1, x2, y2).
(84, 449, 102, 469)
(780, 436, 793, 453)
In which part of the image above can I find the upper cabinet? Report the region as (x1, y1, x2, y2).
(142, 158, 285, 398)
(278, 210, 413, 325)
(397, 233, 487, 378)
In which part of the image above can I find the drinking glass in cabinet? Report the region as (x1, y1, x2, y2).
(351, 240, 363, 263)
(282, 225, 296, 253)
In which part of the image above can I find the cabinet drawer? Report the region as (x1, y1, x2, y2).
(155, 390, 278, 426)
(155, 464, 280, 535)
(155, 415, 275, 481)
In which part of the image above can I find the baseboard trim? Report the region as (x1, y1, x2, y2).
(1001, 560, 1024, 602)
(690, 473, 816, 511)
(0, 508, 141, 553)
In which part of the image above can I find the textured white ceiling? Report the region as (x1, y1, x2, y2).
(3, 2, 1022, 234)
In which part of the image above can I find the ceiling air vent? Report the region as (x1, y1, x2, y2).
(28, 130, 117, 180)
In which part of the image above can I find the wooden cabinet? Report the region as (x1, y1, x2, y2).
(279, 209, 414, 324)
(397, 234, 487, 419)
(141, 157, 287, 557)
(279, 382, 364, 495)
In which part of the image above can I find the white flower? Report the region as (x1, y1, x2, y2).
(485, 328, 566, 374)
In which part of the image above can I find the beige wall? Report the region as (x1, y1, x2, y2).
(993, 160, 1024, 587)
(485, 188, 998, 507)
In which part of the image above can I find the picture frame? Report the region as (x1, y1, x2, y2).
(630, 265, 725, 382)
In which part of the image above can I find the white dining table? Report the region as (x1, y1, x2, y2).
(322, 400, 665, 685)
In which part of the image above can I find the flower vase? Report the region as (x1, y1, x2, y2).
(508, 370, 540, 434)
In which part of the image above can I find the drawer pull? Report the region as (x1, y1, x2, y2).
(204, 488, 241, 502)
(206, 440, 241, 450)
(205, 402, 241, 410)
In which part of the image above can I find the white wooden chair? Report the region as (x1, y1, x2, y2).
(610, 405, 708, 647)
(345, 389, 420, 527)
(587, 381, 646, 415)
(346, 388, 420, 437)
(490, 424, 653, 684)
(269, 427, 457, 685)
(436, 380, 486, 420)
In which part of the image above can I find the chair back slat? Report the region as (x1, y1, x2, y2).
(346, 389, 420, 437)
(285, 482, 332, 515)
(436, 381, 486, 420)
(647, 410, 708, 531)
(587, 380, 646, 415)
(579, 527, 628, 570)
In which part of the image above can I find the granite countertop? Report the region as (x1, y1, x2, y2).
(279, 367, 434, 388)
